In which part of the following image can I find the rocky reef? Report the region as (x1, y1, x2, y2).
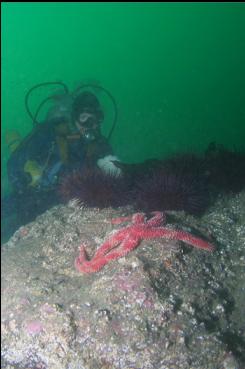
(1, 191, 245, 369)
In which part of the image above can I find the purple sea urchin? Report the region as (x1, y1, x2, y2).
(59, 167, 130, 208)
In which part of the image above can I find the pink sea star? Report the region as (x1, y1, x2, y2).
(75, 211, 215, 274)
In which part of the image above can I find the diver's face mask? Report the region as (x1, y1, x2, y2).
(75, 111, 101, 141)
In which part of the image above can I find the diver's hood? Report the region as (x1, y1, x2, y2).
(72, 92, 104, 123)
(46, 95, 73, 121)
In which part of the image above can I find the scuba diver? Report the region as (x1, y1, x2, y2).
(2, 82, 119, 241)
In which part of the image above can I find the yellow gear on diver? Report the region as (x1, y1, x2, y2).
(24, 160, 43, 187)
(56, 136, 68, 165)
(6, 130, 22, 153)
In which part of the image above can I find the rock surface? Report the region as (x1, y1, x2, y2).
(1, 193, 245, 369)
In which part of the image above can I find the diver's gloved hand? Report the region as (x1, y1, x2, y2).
(96, 155, 122, 177)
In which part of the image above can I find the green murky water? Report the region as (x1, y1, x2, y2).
(2, 2, 245, 194)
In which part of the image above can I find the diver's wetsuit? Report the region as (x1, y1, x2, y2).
(2, 118, 113, 242)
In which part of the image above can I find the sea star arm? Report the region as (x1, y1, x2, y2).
(74, 245, 93, 273)
(75, 255, 108, 273)
(75, 235, 140, 274)
(93, 228, 130, 259)
(74, 245, 107, 273)
(74, 245, 110, 273)
(93, 234, 139, 269)
(146, 211, 166, 227)
(141, 227, 214, 251)
(171, 230, 215, 251)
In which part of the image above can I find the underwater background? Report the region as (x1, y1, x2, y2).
(2, 4, 245, 367)
(2, 2, 245, 195)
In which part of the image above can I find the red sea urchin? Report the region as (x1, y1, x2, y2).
(59, 167, 130, 208)
(133, 169, 210, 215)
